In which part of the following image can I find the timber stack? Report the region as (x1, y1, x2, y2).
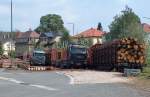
(117, 38, 145, 65)
(89, 37, 146, 72)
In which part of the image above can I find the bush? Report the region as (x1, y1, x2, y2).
(9, 51, 16, 58)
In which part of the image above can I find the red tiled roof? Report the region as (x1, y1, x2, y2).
(16, 32, 22, 38)
(74, 28, 105, 38)
(143, 23, 150, 33)
(16, 31, 40, 38)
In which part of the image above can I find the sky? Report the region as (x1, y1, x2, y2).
(0, 0, 150, 35)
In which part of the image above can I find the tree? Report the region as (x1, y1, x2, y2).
(78, 37, 93, 47)
(0, 42, 3, 56)
(97, 22, 103, 31)
(107, 6, 145, 43)
(9, 51, 16, 58)
(35, 14, 67, 33)
(60, 30, 71, 48)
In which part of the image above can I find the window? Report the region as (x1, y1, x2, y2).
(3, 35, 5, 39)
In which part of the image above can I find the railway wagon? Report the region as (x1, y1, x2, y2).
(50, 48, 68, 67)
(88, 37, 146, 71)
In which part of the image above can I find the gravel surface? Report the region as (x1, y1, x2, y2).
(62, 70, 130, 84)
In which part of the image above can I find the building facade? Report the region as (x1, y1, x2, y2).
(143, 23, 150, 44)
(73, 28, 105, 47)
(0, 32, 15, 56)
(15, 31, 40, 59)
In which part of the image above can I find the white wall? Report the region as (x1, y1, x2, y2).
(92, 37, 102, 45)
(3, 41, 15, 55)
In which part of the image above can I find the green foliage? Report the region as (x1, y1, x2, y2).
(61, 30, 70, 41)
(139, 45, 150, 79)
(107, 6, 145, 43)
(54, 31, 71, 49)
(0, 42, 3, 55)
(9, 51, 16, 58)
(145, 45, 150, 65)
(97, 22, 103, 31)
(139, 66, 150, 79)
(144, 33, 150, 44)
(78, 37, 93, 47)
(35, 14, 67, 33)
(60, 31, 71, 48)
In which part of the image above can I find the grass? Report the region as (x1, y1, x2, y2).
(132, 64, 150, 93)
(139, 64, 150, 79)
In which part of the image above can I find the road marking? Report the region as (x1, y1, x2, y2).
(56, 72, 74, 85)
(0, 76, 57, 91)
(30, 84, 57, 91)
(65, 74, 74, 85)
(56, 72, 64, 75)
(0, 77, 25, 84)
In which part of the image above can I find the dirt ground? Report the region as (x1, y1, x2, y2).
(62, 70, 130, 84)
(127, 78, 150, 97)
(62, 70, 150, 97)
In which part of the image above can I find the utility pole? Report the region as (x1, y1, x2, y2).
(11, 0, 13, 33)
(68, 23, 75, 35)
(10, 0, 13, 66)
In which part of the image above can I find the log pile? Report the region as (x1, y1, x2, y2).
(90, 37, 146, 70)
(117, 37, 145, 65)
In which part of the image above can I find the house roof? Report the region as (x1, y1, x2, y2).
(40, 32, 63, 38)
(16, 31, 40, 38)
(143, 23, 150, 33)
(40, 32, 54, 38)
(74, 28, 105, 38)
(45, 32, 54, 37)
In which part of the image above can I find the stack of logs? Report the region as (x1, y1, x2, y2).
(90, 37, 146, 70)
(117, 37, 145, 64)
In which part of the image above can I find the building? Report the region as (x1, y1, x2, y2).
(143, 23, 150, 43)
(143, 23, 150, 33)
(73, 28, 105, 46)
(0, 32, 15, 56)
(38, 32, 54, 48)
(38, 32, 63, 49)
(15, 30, 40, 59)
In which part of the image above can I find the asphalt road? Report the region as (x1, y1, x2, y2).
(0, 69, 144, 97)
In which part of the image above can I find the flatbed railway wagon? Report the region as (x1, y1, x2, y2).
(88, 37, 146, 71)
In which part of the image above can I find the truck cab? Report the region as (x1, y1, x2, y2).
(30, 50, 46, 66)
(67, 44, 87, 68)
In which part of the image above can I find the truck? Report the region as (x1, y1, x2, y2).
(30, 50, 51, 66)
(51, 44, 88, 69)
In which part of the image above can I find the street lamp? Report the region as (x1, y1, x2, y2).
(143, 17, 150, 20)
(67, 23, 75, 35)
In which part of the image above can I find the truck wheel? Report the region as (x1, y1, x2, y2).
(67, 64, 71, 69)
(60, 65, 64, 69)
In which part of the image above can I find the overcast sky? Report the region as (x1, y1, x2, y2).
(0, 0, 150, 35)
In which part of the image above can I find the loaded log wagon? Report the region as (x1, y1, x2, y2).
(50, 44, 88, 69)
(88, 37, 146, 71)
